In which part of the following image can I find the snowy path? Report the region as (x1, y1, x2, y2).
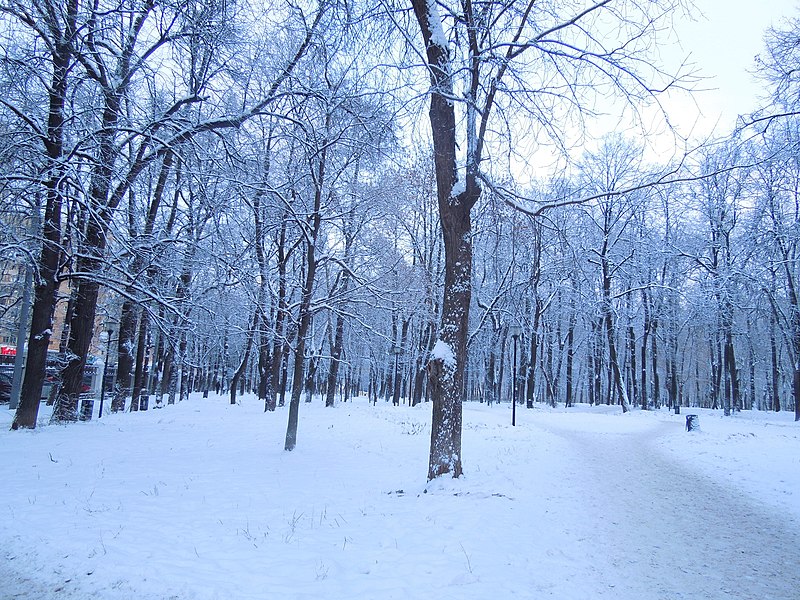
(533, 415, 800, 600)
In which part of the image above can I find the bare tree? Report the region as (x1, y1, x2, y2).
(4, 0, 76, 429)
(752, 120, 800, 420)
(6, 0, 327, 428)
(402, 0, 689, 478)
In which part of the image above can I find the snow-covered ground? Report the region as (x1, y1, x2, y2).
(1, 396, 798, 599)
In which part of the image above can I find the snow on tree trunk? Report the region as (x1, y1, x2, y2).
(12, 1, 73, 429)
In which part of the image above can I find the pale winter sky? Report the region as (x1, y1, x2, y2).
(512, 1, 800, 180)
(671, 0, 798, 136)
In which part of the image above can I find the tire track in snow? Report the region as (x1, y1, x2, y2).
(541, 418, 800, 600)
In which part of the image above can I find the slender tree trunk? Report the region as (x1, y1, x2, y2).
(130, 310, 149, 412)
(279, 350, 289, 408)
(594, 316, 604, 405)
(527, 303, 540, 408)
(231, 308, 258, 405)
(641, 291, 650, 410)
(272, 218, 289, 410)
(412, 320, 433, 407)
(565, 309, 575, 408)
(709, 337, 720, 409)
(724, 325, 740, 413)
(794, 360, 800, 422)
(545, 324, 556, 407)
(790, 309, 800, 420)
(587, 321, 596, 406)
(793, 329, 800, 421)
(627, 321, 637, 407)
(770, 309, 781, 412)
(260, 314, 274, 412)
(669, 349, 679, 410)
(284, 249, 318, 449)
(600, 251, 629, 412)
(486, 344, 497, 406)
(285, 113, 327, 450)
(651, 319, 660, 408)
(160, 343, 173, 405)
(304, 351, 318, 404)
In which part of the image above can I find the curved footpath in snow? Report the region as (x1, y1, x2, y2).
(1, 398, 798, 599)
(535, 415, 800, 599)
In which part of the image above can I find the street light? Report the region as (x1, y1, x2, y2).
(98, 329, 113, 418)
(392, 345, 402, 406)
(509, 324, 523, 426)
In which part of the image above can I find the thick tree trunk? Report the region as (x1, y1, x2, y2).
(12, 8, 74, 429)
(112, 298, 138, 412)
(411, 0, 482, 478)
(325, 312, 346, 408)
(52, 218, 108, 422)
(130, 310, 149, 411)
(52, 69, 128, 418)
(427, 209, 471, 479)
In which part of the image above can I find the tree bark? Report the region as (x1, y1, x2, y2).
(231, 308, 258, 405)
(641, 290, 650, 410)
(426, 209, 471, 478)
(112, 298, 138, 412)
(565, 309, 576, 408)
(600, 242, 629, 412)
(324, 220, 355, 408)
(770, 308, 781, 411)
(284, 110, 327, 450)
(12, 0, 76, 429)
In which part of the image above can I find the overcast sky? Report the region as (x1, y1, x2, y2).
(672, 0, 798, 135)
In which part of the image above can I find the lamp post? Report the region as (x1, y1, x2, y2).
(392, 345, 402, 406)
(98, 329, 113, 418)
(509, 324, 522, 426)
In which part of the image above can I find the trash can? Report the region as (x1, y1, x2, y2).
(685, 414, 699, 432)
(79, 397, 94, 421)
